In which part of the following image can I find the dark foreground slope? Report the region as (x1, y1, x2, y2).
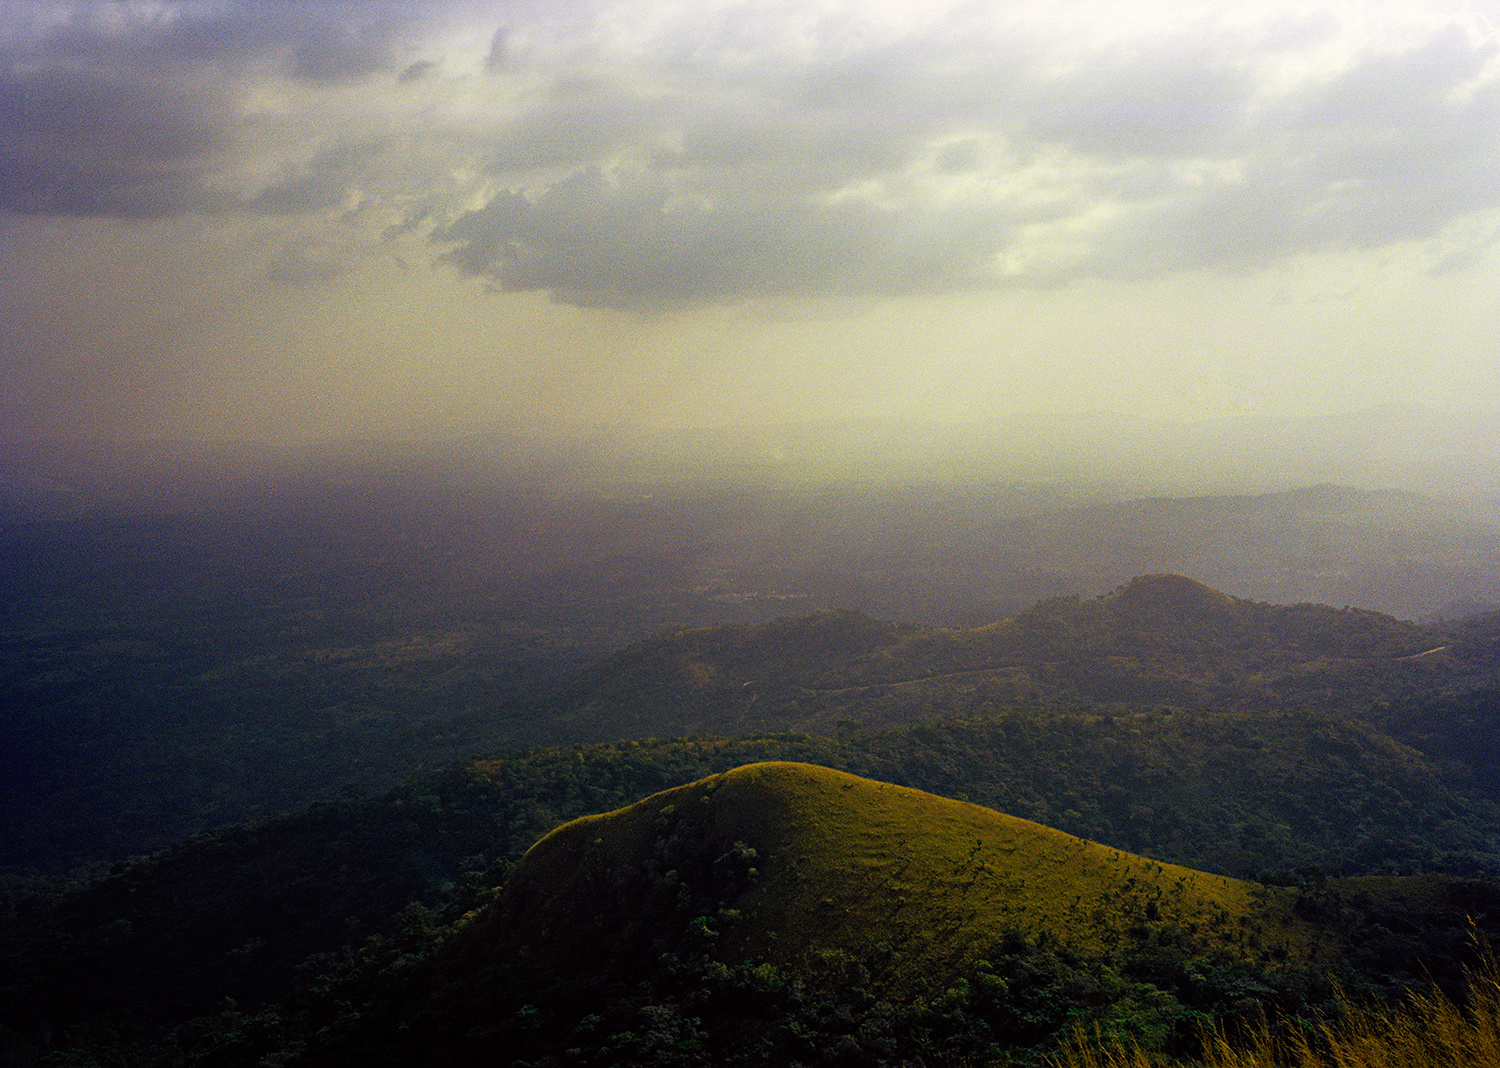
(7, 709, 1500, 1066)
(298, 764, 1498, 1068)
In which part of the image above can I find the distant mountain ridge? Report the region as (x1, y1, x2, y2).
(523, 574, 1485, 744)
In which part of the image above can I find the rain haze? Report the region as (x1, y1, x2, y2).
(16, 17, 1500, 1048)
(0, 0, 1497, 481)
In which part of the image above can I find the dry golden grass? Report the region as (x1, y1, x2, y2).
(1052, 944, 1500, 1068)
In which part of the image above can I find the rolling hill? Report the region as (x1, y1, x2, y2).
(297, 763, 1499, 1067)
(480, 762, 1313, 976)
(8, 530, 1499, 875)
(6, 748, 1499, 1066)
(517, 574, 1486, 744)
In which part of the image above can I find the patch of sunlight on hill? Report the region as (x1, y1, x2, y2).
(504, 762, 1324, 993)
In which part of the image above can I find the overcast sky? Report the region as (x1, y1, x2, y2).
(2, 0, 1498, 442)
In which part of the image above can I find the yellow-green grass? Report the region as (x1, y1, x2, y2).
(1052, 946, 1500, 1068)
(494, 762, 1322, 990)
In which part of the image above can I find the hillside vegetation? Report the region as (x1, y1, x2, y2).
(7, 468, 1500, 873)
(7, 562, 1500, 1064)
(6, 749, 1499, 1066)
(528, 574, 1490, 744)
(297, 764, 1497, 1068)
(492, 762, 1308, 980)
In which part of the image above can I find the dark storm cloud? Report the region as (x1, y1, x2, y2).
(432, 168, 883, 306)
(0, 2, 440, 219)
(0, 71, 226, 216)
(428, 40, 1251, 303)
(0, 66, 377, 219)
(440, 11, 1500, 306)
(6, 1, 1500, 306)
(23, 2, 412, 82)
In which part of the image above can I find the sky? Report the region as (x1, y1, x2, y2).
(2, 0, 1499, 443)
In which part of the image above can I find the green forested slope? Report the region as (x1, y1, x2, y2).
(7, 565, 1497, 874)
(513, 575, 1485, 745)
(6, 706, 1499, 1066)
(200, 766, 1500, 1068)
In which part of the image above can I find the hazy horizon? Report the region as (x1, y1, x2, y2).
(5, 401, 1500, 515)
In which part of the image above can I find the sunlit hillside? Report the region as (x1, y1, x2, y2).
(294, 763, 1495, 1067)
(487, 761, 1315, 985)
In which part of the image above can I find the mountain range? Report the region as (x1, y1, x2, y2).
(6, 574, 1500, 1065)
(521, 573, 1497, 744)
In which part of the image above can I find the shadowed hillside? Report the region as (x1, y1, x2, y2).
(6, 757, 1499, 1067)
(519, 576, 1478, 744)
(1108, 573, 1236, 617)
(295, 764, 1500, 1068)
(8, 464, 1499, 874)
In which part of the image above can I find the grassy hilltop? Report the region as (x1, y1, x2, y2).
(9, 712, 1498, 1067)
(298, 763, 1495, 1067)
(495, 762, 1311, 981)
